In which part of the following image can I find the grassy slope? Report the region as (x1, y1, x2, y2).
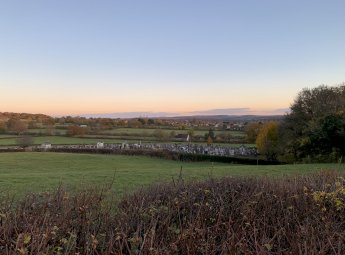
(0, 152, 344, 197)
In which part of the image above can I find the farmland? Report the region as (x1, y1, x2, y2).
(0, 134, 255, 147)
(0, 135, 126, 145)
(0, 152, 343, 197)
(100, 127, 245, 136)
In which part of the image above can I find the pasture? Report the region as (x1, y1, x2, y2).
(100, 127, 246, 137)
(0, 135, 125, 145)
(0, 152, 343, 197)
(0, 135, 254, 147)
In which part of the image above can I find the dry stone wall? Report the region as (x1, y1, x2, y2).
(36, 143, 257, 157)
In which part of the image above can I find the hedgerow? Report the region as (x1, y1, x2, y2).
(0, 171, 344, 254)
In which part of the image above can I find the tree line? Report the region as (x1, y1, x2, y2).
(252, 84, 345, 162)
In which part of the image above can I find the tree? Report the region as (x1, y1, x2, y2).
(205, 129, 215, 141)
(0, 121, 7, 134)
(16, 135, 34, 148)
(187, 129, 195, 142)
(303, 112, 345, 159)
(280, 84, 345, 161)
(66, 125, 86, 136)
(169, 130, 176, 139)
(207, 136, 213, 145)
(45, 125, 54, 136)
(128, 119, 142, 128)
(148, 119, 155, 125)
(7, 119, 28, 135)
(256, 121, 280, 161)
(244, 122, 262, 143)
(138, 118, 147, 125)
(153, 129, 168, 141)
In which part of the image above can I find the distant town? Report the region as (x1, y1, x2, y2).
(0, 112, 283, 146)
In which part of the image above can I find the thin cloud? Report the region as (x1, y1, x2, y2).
(187, 108, 253, 115)
(79, 107, 288, 118)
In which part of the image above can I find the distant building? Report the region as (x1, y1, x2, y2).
(175, 134, 190, 142)
(41, 142, 52, 149)
(96, 142, 104, 149)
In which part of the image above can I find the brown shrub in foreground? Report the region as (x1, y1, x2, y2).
(0, 171, 344, 254)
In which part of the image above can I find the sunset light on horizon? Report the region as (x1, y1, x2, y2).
(1, 0, 345, 117)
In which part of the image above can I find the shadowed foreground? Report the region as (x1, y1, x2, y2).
(0, 171, 344, 254)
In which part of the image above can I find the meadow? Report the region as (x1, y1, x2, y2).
(0, 152, 343, 197)
(0, 134, 254, 147)
(0, 135, 126, 146)
(1, 152, 344, 254)
(100, 127, 246, 136)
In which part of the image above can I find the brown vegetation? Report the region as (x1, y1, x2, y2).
(0, 171, 344, 254)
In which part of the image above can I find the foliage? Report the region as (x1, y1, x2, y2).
(207, 129, 215, 139)
(153, 129, 169, 141)
(245, 122, 262, 143)
(280, 84, 345, 162)
(16, 136, 34, 148)
(256, 121, 280, 160)
(0, 121, 7, 134)
(66, 125, 88, 136)
(187, 129, 195, 141)
(0, 171, 344, 254)
(7, 119, 28, 135)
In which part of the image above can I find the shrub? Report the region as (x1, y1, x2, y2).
(0, 171, 344, 254)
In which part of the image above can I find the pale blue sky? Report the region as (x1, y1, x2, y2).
(0, 0, 344, 116)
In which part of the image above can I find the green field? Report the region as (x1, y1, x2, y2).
(21, 127, 246, 137)
(100, 128, 246, 137)
(0, 136, 125, 145)
(0, 135, 254, 147)
(0, 152, 343, 197)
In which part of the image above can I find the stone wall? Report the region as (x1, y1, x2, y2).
(36, 143, 257, 157)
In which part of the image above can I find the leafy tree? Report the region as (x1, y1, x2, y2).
(153, 129, 168, 141)
(205, 129, 215, 140)
(256, 121, 280, 160)
(244, 122, 262, 143)
(187, 129, 195, 141)
(0, 121, 7, 134)
(16, 135, 34, 148)
(128, 119, 142, 128)
(280, 84, 345, 161)
(303, 112, 345, 159)
(138, 118, 147, 125)
(7, 119, 28, 135)
(169, 130, 176, 138)
(147, 119, 155, 125)
(66, 125, 86, 136)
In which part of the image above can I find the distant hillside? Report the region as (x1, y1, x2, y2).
(162, 115, 285, 122)
(0, 112, 52, 121)
(0, 111, 284, 122)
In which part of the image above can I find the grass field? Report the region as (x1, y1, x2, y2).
(0, 135, 254, 147)
(0, 152, 343, 197)
(22, 127, 246, 137)
(101, 128, 246, 137)
(0, 136, 125, 145)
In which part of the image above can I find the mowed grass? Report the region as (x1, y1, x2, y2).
(0, 136, 125, 145)
(0, 152, 344, 197)
(0, 135, 254, 147)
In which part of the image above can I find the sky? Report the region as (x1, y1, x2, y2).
(0, 0, 345, 117)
